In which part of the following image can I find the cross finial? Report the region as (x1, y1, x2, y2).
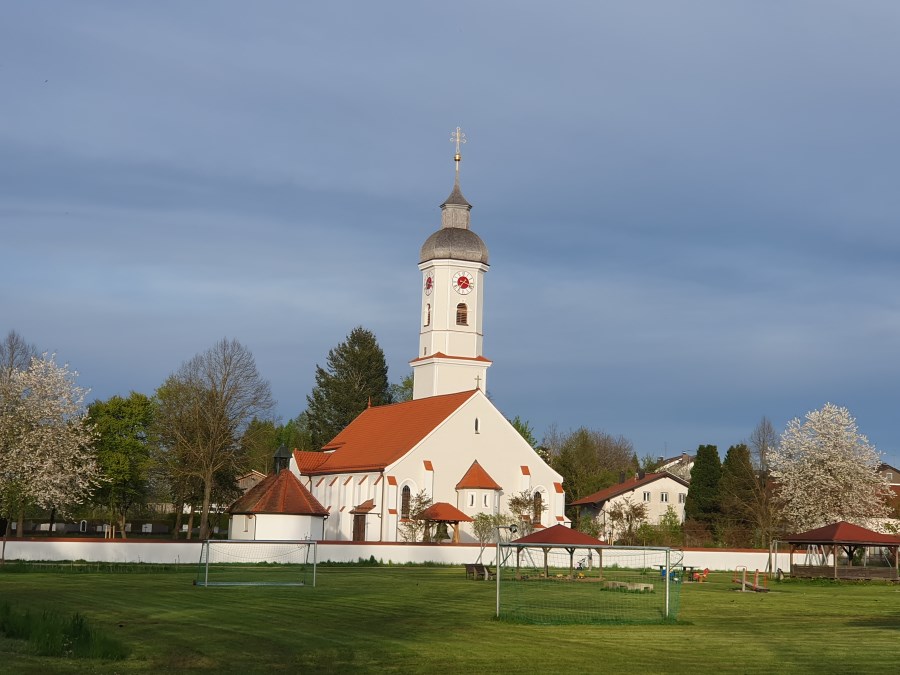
(474, 374, 482, 390)
(450, 126, 466, 173)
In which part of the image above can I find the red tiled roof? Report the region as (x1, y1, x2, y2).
(293, 450, 329, 473)
(456, 460, 502, 490)
(300, 390, 478, 474)
(350, 498, 375, 514)
(553, 482, 564, 494)
(570, 472, 688, 506)
(417, 502, 473, 522)
(513, 524, 605, 546)
(785, 521, 900, 546)
(228, 470, 328, 517)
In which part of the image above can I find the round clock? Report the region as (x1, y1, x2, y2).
(452, 271, 474, 295)
(424, 274, 434, 296)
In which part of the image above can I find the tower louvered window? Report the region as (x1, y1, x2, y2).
(456, 303, 468, 325)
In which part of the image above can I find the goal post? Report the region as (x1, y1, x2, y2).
(195, 539, 317, 587)
(496, 542, 682, 624)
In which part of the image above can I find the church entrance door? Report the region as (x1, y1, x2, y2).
(352, 514, 366, 542)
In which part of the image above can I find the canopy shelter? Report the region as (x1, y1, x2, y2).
(416, 502, 472, 543)
(783, 521, 900, 580)
(509, 525, 606, 578)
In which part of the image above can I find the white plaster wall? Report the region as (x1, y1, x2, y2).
(254, 514, 325, 541)
(228, 514, 256, 540)
(1, 540, 795, 571)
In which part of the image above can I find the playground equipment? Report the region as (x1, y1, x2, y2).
(733, 566, 769, 592)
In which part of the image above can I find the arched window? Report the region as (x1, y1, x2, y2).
(424, 303, 431, 326)
(401, 485, 411, 519)
(532, 492, 543, 524)
(456, 303, 468, 325)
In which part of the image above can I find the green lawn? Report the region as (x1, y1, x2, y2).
(1, 565, 899, 673)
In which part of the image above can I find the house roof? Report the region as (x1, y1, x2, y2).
(570, 472, 688, 506)
(297, 390, 478, 475)
(784, 521, 900, 546)
(456, 460, 502, 490)
(512, 524, 605, 547)
(293, 450, 330, 473)
(417, 502, 473, 522)
(228, 469, 328, 517)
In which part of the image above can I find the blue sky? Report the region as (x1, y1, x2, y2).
(2, 2, 899, 465)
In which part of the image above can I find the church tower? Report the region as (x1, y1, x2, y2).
(411, 128, 491, 400)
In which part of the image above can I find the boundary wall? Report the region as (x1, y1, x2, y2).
(3, 538, 792, 571)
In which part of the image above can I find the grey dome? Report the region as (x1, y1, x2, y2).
(419, 227, 489, 264)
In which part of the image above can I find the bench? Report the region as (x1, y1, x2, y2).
(465, 563, 495, 580)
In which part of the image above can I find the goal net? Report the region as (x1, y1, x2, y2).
(195, 540, 317, 587)
(496, 543, 682, 624)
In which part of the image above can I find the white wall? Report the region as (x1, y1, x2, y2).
(2, 539, 794, 571)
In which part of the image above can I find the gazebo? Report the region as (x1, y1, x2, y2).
(784, 521, 900, 580)
(509, 524, 606, 578)
(416, 502, 472, 543)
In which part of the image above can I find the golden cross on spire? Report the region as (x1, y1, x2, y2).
(450, 126, 466, 171)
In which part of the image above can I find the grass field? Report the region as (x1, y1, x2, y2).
(1, 564, 899, 673)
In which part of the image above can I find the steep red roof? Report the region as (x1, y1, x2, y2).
(570, 472, 688, 506)
(512, 524, 605, 546)
(785, 521, 900, 546)
(299, 390, 478, 474)
(293, 450, 329, 473)
(228, 470, 327, 517)
(417, 502, 473, 522)
(456, 460, 502, 490)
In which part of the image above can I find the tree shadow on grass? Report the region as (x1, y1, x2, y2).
(846, 615, 900, 630)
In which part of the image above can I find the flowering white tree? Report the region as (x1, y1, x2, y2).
(769, 403, 890, 532)
(0, 355, 99, 560)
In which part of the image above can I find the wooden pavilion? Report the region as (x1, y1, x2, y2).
(784, 521, 900, 580)
(416, 502, 472, 543)
(509, 524, 606, 579)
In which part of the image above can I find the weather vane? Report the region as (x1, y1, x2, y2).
(450, 126, 466, 172)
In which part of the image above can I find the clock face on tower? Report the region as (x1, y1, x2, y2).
(424, 274, 434, 296)
(452, 271, 474, 295)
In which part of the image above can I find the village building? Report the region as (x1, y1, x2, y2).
(228, 469, 327, 541)
(289, 138, 567, 542)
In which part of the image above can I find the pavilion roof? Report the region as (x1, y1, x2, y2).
(784, 521, 900, 546)
(417, 502, 473, 523)
(511, 524, 605, 547)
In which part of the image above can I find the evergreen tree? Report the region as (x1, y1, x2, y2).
(718, 444, 756, 546)
(306, 327, 391, 449)
(684, 444, 722, 525)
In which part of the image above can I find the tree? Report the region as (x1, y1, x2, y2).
(606, 496, 648, 545)
(87, 392, 157, 538)
(684, 445, 721, 527)
(389, 373, 414, 404)
(0, 330, 37, 386)
(155, 338, 274, 540)
(398, 490, 432, 542)
(718, 444, 756, 546)
(769, 403, 891, 531)
(306, 327, 392, 449)
(509, 416, 537, 448)
(0, 355, 98, 560)
(749, 416, 777, 473)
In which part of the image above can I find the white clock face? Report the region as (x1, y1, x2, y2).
(424, 274, 434, 296)
(452, 271, 474, 295)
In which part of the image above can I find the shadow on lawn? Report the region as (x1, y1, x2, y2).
(846, 615, 900, 630)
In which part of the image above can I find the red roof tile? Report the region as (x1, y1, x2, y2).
(423, 460, 434, 471)
(301, 390, 477, 474)
(456, 460, 502, 490)
(387, 475, 397, 486)
(228, 470, 328, 517)
(520, 466, 530, 476)
(293, 450, 329, 473)
(417, 502, 473, 522)
(785, 521, 900, 546)
(513, 524, 605, 546)
(570, 473, 688, 506)
(554, 482, 564, 494)
(350, 498, 375, 514)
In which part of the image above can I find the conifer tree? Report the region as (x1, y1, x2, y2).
(306, 327, 391, 450)
(684, 444, 722, 525)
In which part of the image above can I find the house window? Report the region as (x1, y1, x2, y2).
(678, 493, 686, 504)
(424, 303, 431, 326)
(887, 472, 893, 482)
(660, 492, 669, 503)
(475, 418, 479, 433)
(401, 486, 411, 519)
(532, 492, 543, 524)
(469, 493, 475, 507)
(456, 303, 468, 325)
(643, 491, 651, 502)
(483, 494, 489, 508)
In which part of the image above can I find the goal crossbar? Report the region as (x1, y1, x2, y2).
(196, 539, 317, 588)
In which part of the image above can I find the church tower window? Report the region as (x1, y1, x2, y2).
(424, 303, 431, 326)
(401, 485, 411, 519)
(532, 492, 543, 524)
(456, 303, 468, 325)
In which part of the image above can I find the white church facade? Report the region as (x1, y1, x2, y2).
(289, 137, 568, 542)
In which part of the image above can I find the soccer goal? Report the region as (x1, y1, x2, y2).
(496, 542, 681, 624)
(195, 540, 317, 587)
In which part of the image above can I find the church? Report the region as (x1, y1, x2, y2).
(289, 134, 567, 542)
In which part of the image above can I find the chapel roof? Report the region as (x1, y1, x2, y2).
(228, 469, 328, 517)
(570, 472, 688, 507)
(296, 390, 479, 475)
(456, 460, 502, 490)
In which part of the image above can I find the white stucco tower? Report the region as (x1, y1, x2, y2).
(411, 129, 492, 400)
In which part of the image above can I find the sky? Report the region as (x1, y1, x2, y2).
(2, 2, 899, 465)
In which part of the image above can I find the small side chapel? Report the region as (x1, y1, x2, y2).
(291, 131, 567, 542)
